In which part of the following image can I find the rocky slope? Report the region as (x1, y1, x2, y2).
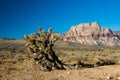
(114, 31, 120, 39)
(63, 22, 120, 46)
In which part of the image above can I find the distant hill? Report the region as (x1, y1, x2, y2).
(63, 22, 120, 46)
(114, 31, 120, 35)
(0, 38, 16, 40)
(114, 31, 120, 39)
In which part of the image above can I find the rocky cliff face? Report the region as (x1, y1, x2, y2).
(63, 22, 120, 46)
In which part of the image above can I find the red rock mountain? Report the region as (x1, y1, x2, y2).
(63, 22, 120, 46)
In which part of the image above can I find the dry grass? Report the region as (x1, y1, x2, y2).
(54, 41, 120, 68)
(55, 48, 120, 68)
(0, 40, 120, 80)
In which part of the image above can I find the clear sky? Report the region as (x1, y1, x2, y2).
(0, 0, 120, 39)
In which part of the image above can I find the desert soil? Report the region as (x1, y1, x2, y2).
(0, 40, 120, 80)
(1, 59, 120, 80)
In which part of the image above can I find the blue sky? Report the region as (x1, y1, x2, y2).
(0, 0, 120, 39)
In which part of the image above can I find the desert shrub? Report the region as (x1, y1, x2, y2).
(24, 28, 65, 71)
(58, 50, 119, 69)
(96, 58, 117, 66)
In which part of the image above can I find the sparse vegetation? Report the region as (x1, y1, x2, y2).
(0, 35, 120, 80)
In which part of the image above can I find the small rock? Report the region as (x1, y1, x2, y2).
(117, 77, 120, 80)
(67, 71, 70, 75)
(106, 76, 110, 79)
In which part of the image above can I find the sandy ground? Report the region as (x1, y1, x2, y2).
(0, 40, 120, 80)
(1, 59, 120, 80)
(40, 65, 120, 80)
